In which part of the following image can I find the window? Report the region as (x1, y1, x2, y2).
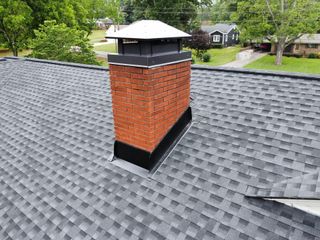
(236, 34, 239, 41)
(306, 44, 318, 48)
(225, 34, 228, 42)
(213, 35, 220, 42)
(232, 34, 235, 40)
(295, 44, 299, 50)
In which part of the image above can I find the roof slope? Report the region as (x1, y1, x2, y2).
(247, 171, 320, 199)
(1, 58, 320, 239)
(202, 23, 237, 34)
(294, 34, 320, 44)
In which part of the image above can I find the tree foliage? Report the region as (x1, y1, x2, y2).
(106, 0, 124, 28)
(123, 0, 211, 31)
(0, 0, 113, 55)
(23, 0, 109, 33)
(233, 0, 320, 65)
(30, 21, 99, 65)
(211, 0, 238, 23)
(185, 29, 211, 58)
(0, 0, 32, 56)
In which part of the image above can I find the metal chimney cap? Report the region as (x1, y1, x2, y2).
(107, 20, 191, 40)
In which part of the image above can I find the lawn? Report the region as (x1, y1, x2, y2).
(245, 55, 320, 75)
(93, 43, 117, 53)
(0, 49, 31, 58)
(89, 30, 106, 44)
(96, 57, 108, 67)
(191, 46, 242, 66)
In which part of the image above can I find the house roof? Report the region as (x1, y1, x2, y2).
(247, 171, 320, 199)
(106, 20, 190, 40)
(1, 58, 320, 239)
(201, 23, 237, 34)
(294, 34, 320, 44)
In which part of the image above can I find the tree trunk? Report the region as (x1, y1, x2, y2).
(13, 48, 18, 57)
(275, 39, 285, 65)
(11, 41, 18, 57)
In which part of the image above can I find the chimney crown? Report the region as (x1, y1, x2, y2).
(107, 20, 191, 40)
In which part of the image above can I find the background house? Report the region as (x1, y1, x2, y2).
(269, 34, 320, 56)
(95, 18, 113, 29)
(201, 23, 240, 47)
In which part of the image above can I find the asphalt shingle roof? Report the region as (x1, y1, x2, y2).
(1, 58, 320, 239)
(247, 171, 320, 199)
(201, 23, 237, 34)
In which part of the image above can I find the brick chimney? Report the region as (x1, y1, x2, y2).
(107, 20, 192, 170)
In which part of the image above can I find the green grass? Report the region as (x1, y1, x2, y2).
(245, 55, 320, 75)
(89, 30, 106, 44)
(96, 57, 108, 67)
(191, 46, 242, 66)
(93, 43, 117, 53)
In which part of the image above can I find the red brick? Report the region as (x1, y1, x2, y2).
(109, 61, 190, 152)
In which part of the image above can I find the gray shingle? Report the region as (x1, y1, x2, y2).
(201, 23, 237, 34)
(1, 58, 320, 239)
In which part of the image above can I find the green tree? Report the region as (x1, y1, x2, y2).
(234, 0, 320, 65)
(126, 0, 211, 32)
(123, 0, 135, 24)
(1, 0, 113, 56)
(23, 0, 108, 34)
(30, 21, 99, 65)
(0, 0, 32, 56)
(73, 0, 109, 33)
(106, 0, 124, 30)
(211, 0, 237, 23)
(185, 29, 211, 58)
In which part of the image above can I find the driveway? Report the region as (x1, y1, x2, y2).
(222, 52, 267, 68)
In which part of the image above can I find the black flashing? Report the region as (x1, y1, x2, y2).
(108, 51, 191, 68)
(114, 107, 192, 170)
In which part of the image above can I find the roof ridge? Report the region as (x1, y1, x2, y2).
(5, 57, 109, 71)
(191, 64, 320, 81)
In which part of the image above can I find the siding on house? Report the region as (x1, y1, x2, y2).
(202, 23, 240, 48)
(292, 43, 320, 55)
(270, 34, 320, 56)
(224, 28, 240, 47)
(210, 29, 239, 47)
(210, 31, 223, 45)
(271, 43, 320, 56)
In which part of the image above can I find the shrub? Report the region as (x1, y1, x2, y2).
(212, 44, 223, 49)
(308, 53, 318, 59)
(191, 57, 195, 64)
(202, 53, 211, 62)
(294, 54, 302, 58)
(184, 29, 211, 58)
(269, 53, 302, 58)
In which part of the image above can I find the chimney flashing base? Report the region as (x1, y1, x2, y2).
(114, 107, 192, 171)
